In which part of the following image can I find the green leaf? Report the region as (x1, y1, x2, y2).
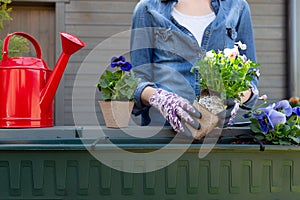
(250, 119, 262, 133)
(255, 134, 265, 141)
(279, 140, 292, 145)
(272, 141, 280, 145)
(101, 93, 112, 101)
(293, 126, 300, 137)
(99, 65, 140, 101)
(289, 136, 300, 144)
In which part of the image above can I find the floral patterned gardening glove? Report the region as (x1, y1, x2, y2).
(217, 98, 240, 127)
(149, 89, 201, 133)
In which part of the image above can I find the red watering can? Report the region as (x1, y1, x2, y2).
(0, 32, 85, 128)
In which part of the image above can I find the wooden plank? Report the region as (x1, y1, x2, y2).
(248, 0, 285, 4)
(63, 49, 130, 63)
(254, 27, 285, 40)
(259, 63, 285, 75)
(259, 76, 286, 88)
(64, 101, 100, 113)
(66, 13, 133, 26)
(250, 4, 285, 16)
(64, 114, 103, 126)
(66, 62, 105, 74)
(40, 9, 56, 69)
(65, 75, 99, 87)
(76, 37, 130, 50)
(55, 2, 68, 126)
(64, 90, 97, 100)
(252, 16, 286, 27)
(66, 1, 138, 13)
(255, 39, 286, 52)
(256, 52, 286, 64)
(258, 88, 287, 100)
(66, 25, 130, 37)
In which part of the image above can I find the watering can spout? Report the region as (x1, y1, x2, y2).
(40, 32, 85, 110)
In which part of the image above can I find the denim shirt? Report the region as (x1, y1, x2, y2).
(130, 0, 259, 126)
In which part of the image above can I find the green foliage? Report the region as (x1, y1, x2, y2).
(0, 0, 30, 60)
(0, 0, 12, 29)
(191, 45, 259, 101)
(248, 99, 300, 145)
(97, 63, 140, 101)
(0, 36, 30, 60)
(252, 115, 300, 145)
(113, 70, 139, 100)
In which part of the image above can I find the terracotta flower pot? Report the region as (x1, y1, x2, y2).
(98, 101, 134, 128)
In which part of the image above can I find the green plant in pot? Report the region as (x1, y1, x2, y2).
(189, 42, 259, 136)
(97, 56, 140, 128)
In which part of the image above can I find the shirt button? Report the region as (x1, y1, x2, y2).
(205, 31, 210, 35)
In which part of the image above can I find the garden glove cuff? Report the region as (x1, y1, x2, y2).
(217, 98, 240, 127)
(149, 89, 200, 133)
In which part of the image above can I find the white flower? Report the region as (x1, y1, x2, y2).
(259, 94, 268, 101)
(223, 48, 232, 57)
(205, 50, 214, 59)
(224, 47, 239, 58)
(254, 68, 261, 77)
(235, 41, 247, 50)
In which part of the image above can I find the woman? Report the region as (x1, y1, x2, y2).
(130, 0, 259, 134)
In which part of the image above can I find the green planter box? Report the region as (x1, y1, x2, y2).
(0, 127, 299, 200)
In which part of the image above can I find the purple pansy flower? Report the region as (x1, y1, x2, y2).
(293, 107, 300, 116)
(252, 108, 273, 134)
(120, 62, 132, 71)
(273, 100, 293, 117)
(268, 109, 286, 125)
(110, 56, 126, 68)
(110, 56, 132, 71)
(254, 114, 270, 134)
(253, 106, 286, 134)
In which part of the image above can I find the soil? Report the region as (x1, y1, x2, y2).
(198, 95, 226, 115)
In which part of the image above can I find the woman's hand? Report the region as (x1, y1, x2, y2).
(142, 87, 200, 133)
(240, 88, 252, 104)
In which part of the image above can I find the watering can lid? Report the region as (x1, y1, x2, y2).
(0, 57, 50, 70)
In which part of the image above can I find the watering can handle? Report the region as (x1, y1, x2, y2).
(2, 32, 42, 61)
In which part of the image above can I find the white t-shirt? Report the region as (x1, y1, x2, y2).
(172, 8, 216, 47)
